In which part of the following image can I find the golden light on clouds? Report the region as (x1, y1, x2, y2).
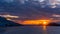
(0, 14, 19, 20)
(22, 20, 51, 25)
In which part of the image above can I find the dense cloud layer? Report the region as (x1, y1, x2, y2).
(0, 0, 60, 20)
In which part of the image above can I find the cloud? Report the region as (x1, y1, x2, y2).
(0, 0, 60, 20)
(4, 0, 14, 3)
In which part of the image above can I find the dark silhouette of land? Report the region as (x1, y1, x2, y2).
(47, 22, 60, 26)
(0, 16, 23, 27)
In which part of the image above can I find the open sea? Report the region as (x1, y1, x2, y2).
(0, 26, 60, 34)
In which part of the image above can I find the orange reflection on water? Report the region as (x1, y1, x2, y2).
(42, 26, 47, 34)
(43, 26, 47, 30)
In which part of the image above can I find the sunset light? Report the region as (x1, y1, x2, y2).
(0, 15, 19, 20)
(39, 20, 50, 25)
(0, 0, 60, 34)
(43, 21, 48, 25)
(22, 20, 51, 25)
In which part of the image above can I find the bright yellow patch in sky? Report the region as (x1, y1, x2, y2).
(22, 20, 51, 25)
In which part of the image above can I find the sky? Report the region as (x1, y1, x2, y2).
(0, 0, 60, 21)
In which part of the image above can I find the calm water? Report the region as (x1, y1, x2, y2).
(0, 26, 60, 34)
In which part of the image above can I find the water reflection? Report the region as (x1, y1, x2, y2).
(42, 26, 47, 34)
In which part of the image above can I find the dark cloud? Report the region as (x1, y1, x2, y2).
(0, 0, 60, 20)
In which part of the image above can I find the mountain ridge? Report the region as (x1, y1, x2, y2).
(0, 16, 23, 27)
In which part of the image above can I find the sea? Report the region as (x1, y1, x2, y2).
(0, 26, 60, 34)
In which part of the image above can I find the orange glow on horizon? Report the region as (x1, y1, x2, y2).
(22, 20, 51, 25)
(43, 22, 47, 25)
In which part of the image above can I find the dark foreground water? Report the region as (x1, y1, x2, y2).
(0, 26, 60, 34)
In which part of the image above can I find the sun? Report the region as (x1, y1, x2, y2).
(43, 21, 48, 25)
(43, 22, 47, 24)
(39, 20, 50, 25)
